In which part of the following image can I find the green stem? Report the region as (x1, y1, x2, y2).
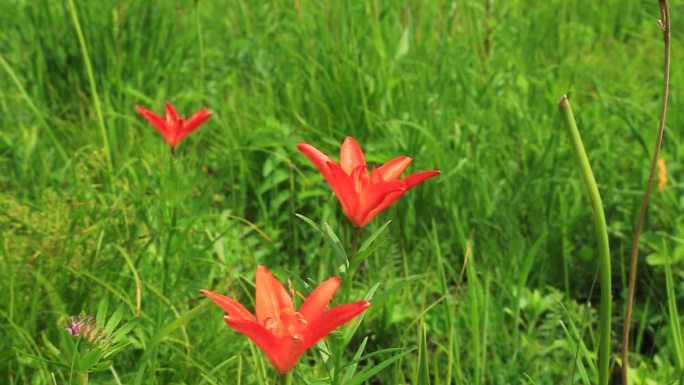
(277, 372, 292, 385)
(343, 227, 361, 301)
(558, 95, 612, 385)
(162, 153, 179, 297)
(350, 227, 360, 266)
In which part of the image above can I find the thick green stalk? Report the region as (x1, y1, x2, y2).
(558, 95, 612, 385)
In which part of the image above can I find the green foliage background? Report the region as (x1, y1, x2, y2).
(1, 0, 683, 383)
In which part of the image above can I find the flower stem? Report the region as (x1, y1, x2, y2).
(162, 152, 179, 297)
(350, 227, 360, 265)
(622, 2, 671, 383)
(558, 95, 612, 385)
(343, 227, 361, 301)
(277, 372, 292, 385)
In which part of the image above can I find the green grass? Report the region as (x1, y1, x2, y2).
(1, 0, 683, 384)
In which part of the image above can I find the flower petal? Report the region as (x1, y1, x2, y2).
(223, 316, 295, 373)
(136, 105, 174, 145)
(299, 300, 369, 354)
(358, 190, 404, 227)
(402, 170, 440, 189)
(177, 107, 211, 144)
(298, 276, 341, 321)
(377, 156, 412, 181)
(255, 266, 294, 324)
(297, 143, 343, 194)
(200, 289, 256, 322)
(369, 165, 382, 183)
(297, 143, 334, 179)
(340, 137, 366, 175)
(357, 180, 404, 225)
(136, 105, 167, 134)
(327, 161, 361, 224)
(164, 101, 180, 125)
(358, 170, 439, 226)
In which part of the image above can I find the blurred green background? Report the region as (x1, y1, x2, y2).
(1, 0, 682, 384)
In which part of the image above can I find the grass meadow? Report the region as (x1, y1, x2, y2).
(1, 0, 683, 384)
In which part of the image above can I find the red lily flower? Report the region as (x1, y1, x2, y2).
(297, 137, 440, 227)
(201, 266, 369, 373)
(136, 102, 211, 149)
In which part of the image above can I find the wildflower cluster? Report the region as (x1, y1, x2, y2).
(135, 102, 439, 376)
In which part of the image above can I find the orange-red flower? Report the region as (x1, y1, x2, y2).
(201, 266, 369, 373)
(297, 137, 440, 227)
(136, 102, 211, 149)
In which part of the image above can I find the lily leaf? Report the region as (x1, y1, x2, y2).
(340, 337, 368, 384)
(295, 213, 348, 261)
(352, 220, 391, 270)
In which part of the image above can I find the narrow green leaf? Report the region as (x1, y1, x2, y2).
(370, 276, 421, 305)
(199, 373, 221, 385)
(665, 254, 684, 368)
(356, 220, 391, 256)
(149, 301, 210, 348)
(96, 297, 108, 326)
(104, 304, 124, 333)
(322, 221, 348, 261)
(340, 347, 405, 370)
(112, 318, 138, 340)
(282, 268, 312, 295)
(343, 283, 379, 344)
(59, 329, 78, 359)
(295, 213, 347, 261)
(41, 332, 62, 359)
(12, 347, 69, 368)
(294, 213, 324, 235)
(417, 322, 431, 385)
(341, 337, 368, 384)
(104, 342, 132, 359)
(79, 347, 104, 371)
(90, 360, 113, 373)
(343, 347, 416, 385)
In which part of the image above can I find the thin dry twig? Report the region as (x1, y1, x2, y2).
(621, 1, 671, 383)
